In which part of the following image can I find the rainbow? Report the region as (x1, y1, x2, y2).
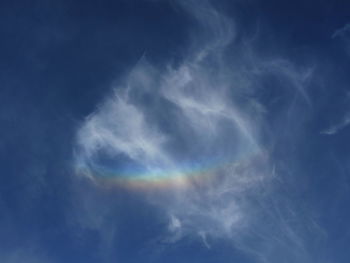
(75, 145, 261, 190)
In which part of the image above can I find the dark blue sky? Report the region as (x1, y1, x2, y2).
(2, 0, 350, 262)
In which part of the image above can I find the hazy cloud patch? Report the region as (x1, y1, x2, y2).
(74, 1, 317, 262)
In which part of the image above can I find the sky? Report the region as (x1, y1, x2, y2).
(2, 0, 350, 262)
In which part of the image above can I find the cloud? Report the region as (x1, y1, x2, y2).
(74, 1, 317, 262)
(0, 246, 53, 263)
(332, 23, 350, 56)
(321, 114, 350, 135)
(332, 23, 350, 39)
(76, 85, 171, 172)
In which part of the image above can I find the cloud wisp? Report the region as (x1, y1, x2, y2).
(321, 114, 350, 135)
(74, 1, 316, 262)
(332, 23, 350, 39)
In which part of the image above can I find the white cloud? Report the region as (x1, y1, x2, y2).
(74, 1, 317, 262)
(0, 246, 52, 263)
(332, 23, 350, 56)
(332, 23, 350, 39)
(76, 91, 171, 171)
(321, 114, 350, 135)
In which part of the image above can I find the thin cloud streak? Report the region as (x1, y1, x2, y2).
(332, 23, 350, 39)
(321, 114, 350, 135)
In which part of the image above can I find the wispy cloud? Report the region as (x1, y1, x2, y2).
(74, 1, 316, 262)
(332, 23, 350, 39)
(332, 22, 350, 56)
(321, 114, 350, 135)
(0, 246, 52, 263)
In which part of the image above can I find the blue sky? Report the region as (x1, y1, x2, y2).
(2, 0, 350, 262)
